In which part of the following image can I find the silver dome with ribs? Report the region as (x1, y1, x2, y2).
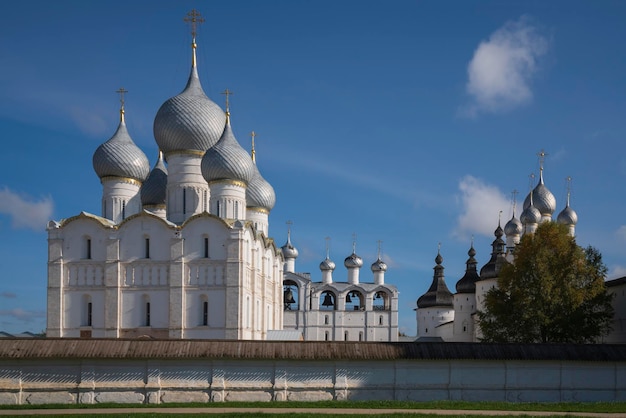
(93, 111, 149, 182)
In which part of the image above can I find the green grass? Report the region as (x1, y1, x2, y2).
(1, 400, 626, 413)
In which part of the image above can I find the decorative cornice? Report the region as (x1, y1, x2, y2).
(208, 179, 247, 188)
(100, 176, 142, 187)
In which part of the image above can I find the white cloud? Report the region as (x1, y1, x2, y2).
(462, 16, 549, 116)
(0, 187, 54, 231)
(454, 175, 510, 239)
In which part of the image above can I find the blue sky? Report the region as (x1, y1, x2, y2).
(1, 1, 626, 336)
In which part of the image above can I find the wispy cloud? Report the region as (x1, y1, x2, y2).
(0, 187, 54, 231)
(0, 308, 46, 322)
(1, 292, 17, 299)
(454, 175, 510, 239)
(460, 16, 549, 117)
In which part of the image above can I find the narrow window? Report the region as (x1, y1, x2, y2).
(146, 302, 151, 326)
(86, 238, 92, 260)
(203, 190, 207, 212)
(359, 332, 363, 341)
(379, 315, 383, 325)
(234, 201, 239, 219)
(202, 301, 208, 326)
(324, 315, 329, 325)
(216, 201, 221, 217)
(183, 188, 187, 215)
(145, 238, 150, 259)
(122, 200, 126, 219)
(87, 302, 92, 327)
(325, 331, 329, 341)
(204, 237, 209, 258)
(103, 201, 107, 218)
(344, 331, 349, 341)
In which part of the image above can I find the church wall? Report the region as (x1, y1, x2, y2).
(605, 280, 626, 343)
(1, 357, 623, 404)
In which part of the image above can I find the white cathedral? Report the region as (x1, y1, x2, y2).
(45, 11, 399, 341)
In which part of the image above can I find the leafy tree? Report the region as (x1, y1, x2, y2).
(478, 222, 613, 343)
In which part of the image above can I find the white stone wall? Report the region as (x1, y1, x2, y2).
(0, 357, 623, 404)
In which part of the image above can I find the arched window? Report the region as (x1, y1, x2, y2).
(379, 315, 383, 325)
(82, 294, 92, 327)
(216, 201, 221, 218)
(283, 280, 299, 311)
(203, 236, 209, 258)
(324, 315, 329, 325)
(324, 331, 329, 341)
(144, 237, 150, 259)
(319, 291, 336, 311)
(122, 200, 126, 220)
(373, 291, 388, 311)
(234, 201, 239, 219)
(202, 297, 208, 326)
(142, 294, 151, 327)
(344, 331, 349, 341)
(359, 331, 363, 341)
(345, 290, 363, 311)
(85, 237, 92, 260)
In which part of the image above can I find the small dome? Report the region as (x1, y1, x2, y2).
(417, 250, 453, 308)
(520, 203, 541, 225)
(371, 257, 387, 272)
(153, 63, 226, 154)
(201, 117, 255, 185)
(557, 205, 578, 226)
(455, 244, 480, 294)
(504, 214, 523, 236)
(320, 257, 336, 271)
(479, 224, 508, 280)
(247, 164, 276, 211)
(344, 252, 363, 269)
(281, 233, 299, 259)
(140, 151, 168, 206)
(523, 172, 556, 217)
(93, 113, 150, 182)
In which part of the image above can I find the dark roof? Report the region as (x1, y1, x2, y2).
(417, 252, 453, 308)
(0, 339, 625, 362)
(606, 276, 626, 287)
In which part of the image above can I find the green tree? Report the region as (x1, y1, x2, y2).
(478, 222, 613, 343)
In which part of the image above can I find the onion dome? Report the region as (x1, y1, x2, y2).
(140, 151, 168, 206)
(417, 249, 453, 308)
(344, 251, 363, 269)
(247, 164, 276, 211)
(455, 243, 480, 293)
(520, 200, 541, 225)
(523, 170, 556, 218)
(201, 113, 255, 184)
(320, 256, 336, 272)
(281, 230, 299, 259)
(479, 223, 508, 279)
(153, 39, 226, 154)
(93, 108, 150, 182)
(557, 205, 578, 225)
(371, 257, 388, 272)
(504, 212, 523, 236)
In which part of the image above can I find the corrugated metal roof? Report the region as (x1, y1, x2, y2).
(0, 339, 625, 361)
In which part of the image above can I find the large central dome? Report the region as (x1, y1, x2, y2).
(153, 49, 226, 154)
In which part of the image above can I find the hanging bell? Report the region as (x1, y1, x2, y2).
(346, 292, 352, 303)
(322, 293, 334, 306)
(284, 287, 296, 304)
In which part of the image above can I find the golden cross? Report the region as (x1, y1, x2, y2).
(116, 87, 128, 109)
(184, 9, 205, 39)
(537, 149, 548, 171)
(250, 131, 256, 162)
(221, 89, 233, 112)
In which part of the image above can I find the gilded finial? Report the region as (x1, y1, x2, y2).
(221, 89, 233, 120)
(325, 236, 331, 259)
(377, 240, 383, 260)
(437, 242, 441, 254)
(352, 233, 357, 254)
(184, 9, 204, 67)
(250, 131, 256, 163)
(537, 149, 548, 182)
(511, 189, 518, 216)
(286, 220, 293, 241)
(565, 176, 573, 206)
(116, 87, 128, 122)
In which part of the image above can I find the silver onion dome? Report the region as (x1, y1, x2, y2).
(344, 252, 363, 269)
(320, 257, 336, 271)
(504, 214, 523, 236)
(201, 117, 255, 185)
(140, 151, 168, 206)
(371, 257, 387, 272)
(523, 172, 556, 218)
(93, 113, 150, 182)
(153, 63, 226, 154)
(557, 205, 578, 226)
(520, 203, 541, 225)
(281, 234, 299, 259)
(247, 164, 276, 211)
(455, 244, 480, 294)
